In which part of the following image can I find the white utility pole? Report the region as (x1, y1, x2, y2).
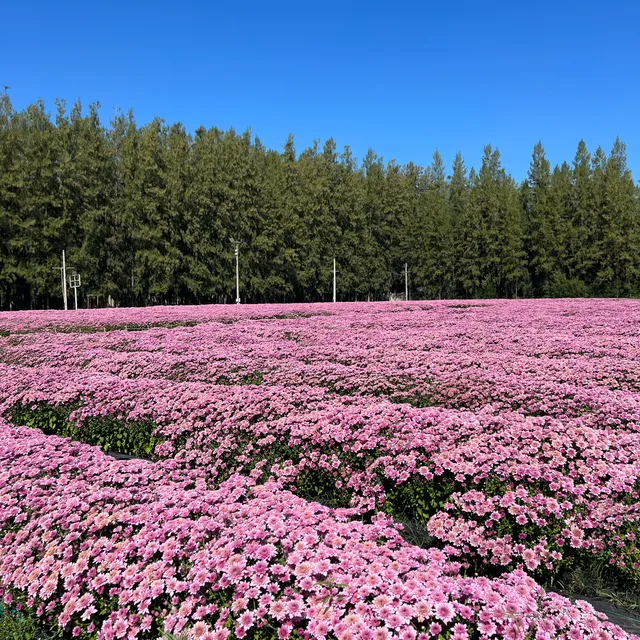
(62, 250, 68, 311)
(230, 238, 241, 304)
(69, 273, 81, 310)
(333, 257, 336, 303)
(405, 262, 409, 301)
(235, 246, 240, 304)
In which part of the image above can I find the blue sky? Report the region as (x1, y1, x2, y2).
(3, 0, 639, 180)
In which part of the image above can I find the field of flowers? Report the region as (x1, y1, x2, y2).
(1, 299, 639, 639)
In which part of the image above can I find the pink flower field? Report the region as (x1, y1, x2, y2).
(0, 299, 639, 639)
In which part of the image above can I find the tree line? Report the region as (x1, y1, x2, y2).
(0, 94, 638, 310)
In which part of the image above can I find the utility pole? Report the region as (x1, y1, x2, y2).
(69, 273, 81, 310)
(60, 250, 68, 311)
(333, 257, 336, 303)
(235, 246, 240, 304)
(62, 250, 68, 310)
(53, 250, 70, 310)
(405, 262, 409, 301)
(230, 238, 242, 304)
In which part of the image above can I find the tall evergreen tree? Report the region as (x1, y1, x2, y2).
(570, 140, 593, 285)
(448, 153, 470, 296)
(595, 138, 637, 295)
(524, 142, 556, 295)
(360, 149, 391, 300)
(0, 92, 17, 309)
(458, 166, 484, 297)
(413, 151, 453, 298)
(588, 146, 608, 289)
(10, 100, 61, 308)
(1, 95, 639, 308)
(547, 161, 585, 296)
(187, 126, 226, 302)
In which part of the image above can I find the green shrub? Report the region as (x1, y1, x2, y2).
(8, 403, 159, 459)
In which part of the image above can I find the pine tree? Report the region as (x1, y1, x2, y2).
(588, 146, 608, 290)
(458, 166, 484, 297)
(360, 149, 391, 300)
(547, 162, 586, 296)
(0, 92, 16, 309)
(130, 117, 170, 303)
(107, 109, 139, 305)
(11, 100, 61, 308)
(595, 138, 636, 295)
(448, 153, 470, 296)
(275, 133, 305, 300)
(163, 122, 193, 303)
(471, 146, 501, 296)
(524, 142, 556, 295)
(497, 173, 527, 297)
(333, 145, 364, 300)
(66, 102, 116, 305)
(384, 160, 415, 298)
(570, 140, 592, 285)
(413, 151, 452, 298)
(187, 126, 226, 302)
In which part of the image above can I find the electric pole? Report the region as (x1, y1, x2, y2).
(333, 257, 336, 303)
(235, 247, 240, 304)
(405, 262, 408, 301)
(230, 238, 242, 304)
(69, 273, 81, 310)
(63, 250, 68, 310)
(52, 250, 70, 310)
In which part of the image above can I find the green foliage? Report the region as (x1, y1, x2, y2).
(294, 468, 354, 509)
(525, 142, 556, 295)
(9, 403, 159, 458)
(0, 606, 61, 640)
(382, 476, 454, 525)
(2, 93, 640, 308)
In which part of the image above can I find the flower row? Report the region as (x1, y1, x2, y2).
(4, 360, 640, 586)
(5, 420, 634, 639)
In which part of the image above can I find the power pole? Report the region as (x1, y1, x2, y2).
(69, 273, 81, 310)
(230, 238, 242, 304)
(235, 246, 240, 304)
(333, 257, 336, 303)
(405, 262, 408, 301)
(62, 250, 68, 311)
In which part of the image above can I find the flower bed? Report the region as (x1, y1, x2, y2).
(3, 300, 640, 422)
(1, 420, 635, 640)
(4, 361, 640, 588)
(3, 299, 640, 638)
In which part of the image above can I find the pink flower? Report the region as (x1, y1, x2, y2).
(113, 619, 127, 639)
(400, 627, 416, 640)
(435, 602, 455, 624)
(373, 628, 389, 640)
(286, 599, 304, 617)
(193, 622, 209, 638)
(414, 600, 432, 620)
(238, 611, 254, 629)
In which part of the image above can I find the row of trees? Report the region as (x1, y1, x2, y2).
(1, 94, 638, 309)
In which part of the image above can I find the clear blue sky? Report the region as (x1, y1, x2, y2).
(3, 0, 639, 180)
